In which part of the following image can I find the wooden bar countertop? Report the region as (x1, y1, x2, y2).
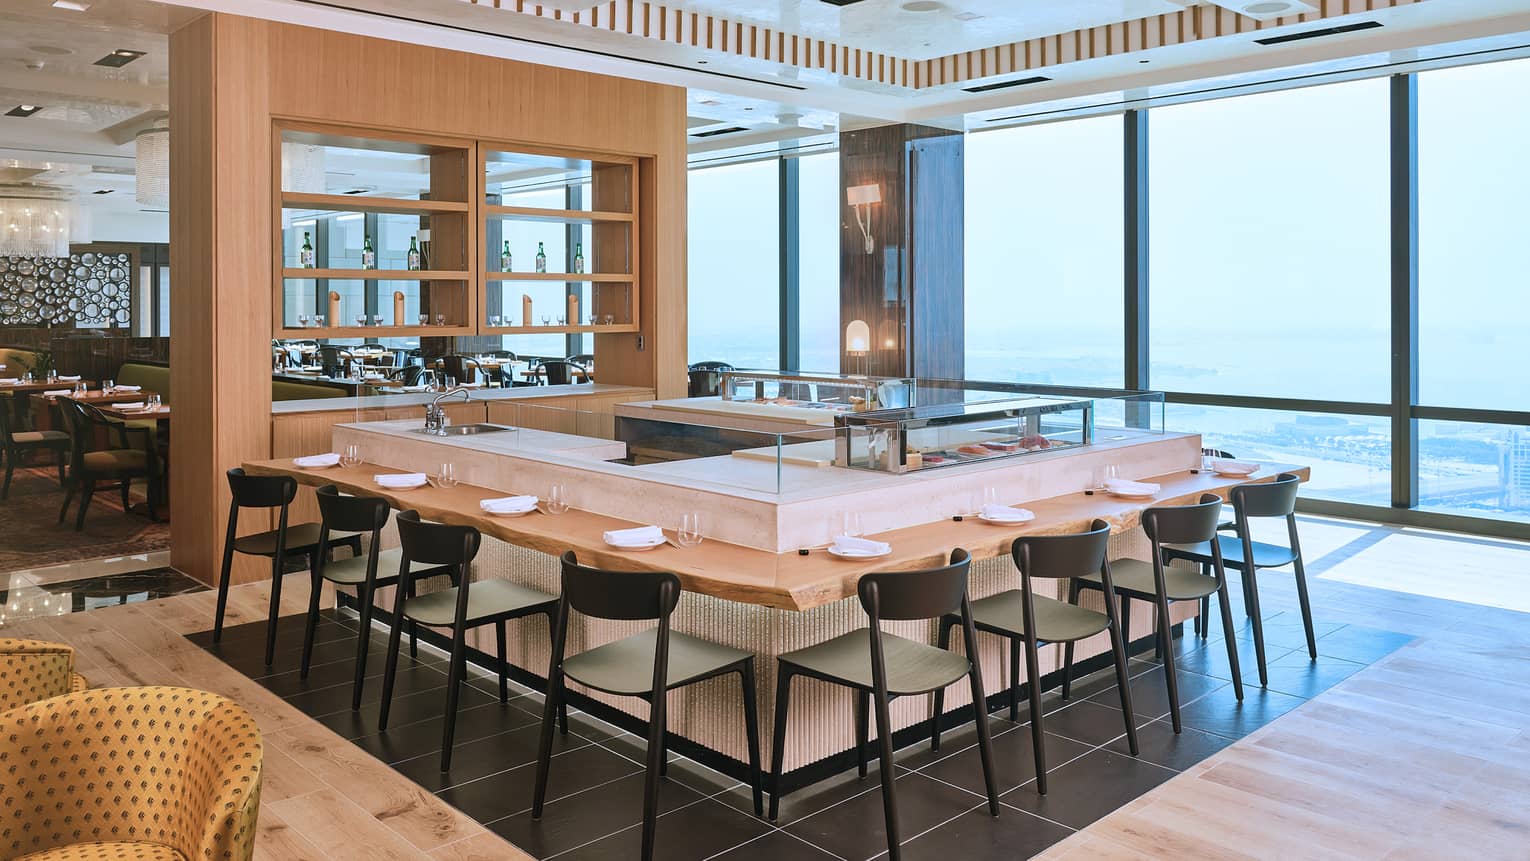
(244, 458, 1309, 611)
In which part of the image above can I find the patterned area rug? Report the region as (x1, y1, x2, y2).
(0, 466, 169, 573)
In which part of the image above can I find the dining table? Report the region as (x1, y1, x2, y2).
(28, 387, 160, 432)
(96, 402, 170, 423)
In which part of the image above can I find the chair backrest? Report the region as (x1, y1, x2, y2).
(687, 369, 725, 398)
(559, 550, 680, 621)
(1011, 519, 1111, 581)
(857, 548, 971, 622)
(225, 467, 298, 509)
(1141, 494, 1224, 546)
(486, 350, 517, 361)
(53, 397, 95, 463)
(396, 509, 481, 566)
(441, 355, 479, 385)
(688, 361, 735, 372)
(536, 360, 582, 386)
(1231, 473, 1301, 519)
(315, 484, 390, 534)
(1201, 447, 1236, 460)
(566, 354, 595, 366)
(0, 396, 18, 444)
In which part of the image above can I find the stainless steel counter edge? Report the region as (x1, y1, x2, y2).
(270, 383, 653, 414)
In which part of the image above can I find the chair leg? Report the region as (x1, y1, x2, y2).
(377, 611, 406, 730)
(1107, 621, 1140, 756)
(57, 477, 75, 523)
(495, 621, 509, 703)
(1023, 637, 1049, 795)
(531, 668, 565, 818)
(407, 575, 419, 660)
(55, 452, 67, 488)
(439, 624, 469, 771)
(1011, 638, 1023, 716)
(1060, 639, 1075, 702)
(351, 583, 375, 711)
(1215, 581, 1245, 702)
(1120, 595, 1132, 655)
(871, 690, 902, 860)
(299, 569, 323, 679)
(1199, 595, 1210, 639)
(930, 618, 952, 752)
(264, 552, 285, 667)
(1293, 555, 1319, 659)
(1156, 597, 1183, 733)
(1, 458, 12, 500)
(1243, 570, 1270, 688)
(740, 662, 764, 818)
(854, 689, 870, 779)
(967, 664, 1001, 817)
(640, 685, 667, 861)
(543, 610, 569, 735)
(213, 531, 236, 644)
(767, 668, 793, 822)
(75, 479, 94, 531)
(120, 478, 131, 510)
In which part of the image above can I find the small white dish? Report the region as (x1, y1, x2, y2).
(294, 453, 340, 469)
(1106, 488, 1157, 499)
(1212, 460, 1259, 477)
(606, 536, 666, 551)
(979, 510, 1035, 525)
(375, 474, 428, 490)
(827, 545, 892, 560)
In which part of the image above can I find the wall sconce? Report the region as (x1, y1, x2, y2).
(846, 184, 881, 255)
(845, 318, 871, 375)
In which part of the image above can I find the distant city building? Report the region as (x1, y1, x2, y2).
(1505, 428, 1530, 509)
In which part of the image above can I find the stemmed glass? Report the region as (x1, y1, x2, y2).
(556, 315, 566, 326)
(147, 393, 162, 409)
(313, 315, 325, 328)
(679, 513, 703, 547)
(419, 314, 430, 326)
(356, 313, 368, 328)
(545, 484, 569, 515)
(297, 313, 309, 328)
(541, 314, 552, 327)
(340, 444, 363, 468)
(489, 315, 502, 327)
(372, 315, 384, 327)
(102, 378, 115, 394)
(435, 314, 446, 327)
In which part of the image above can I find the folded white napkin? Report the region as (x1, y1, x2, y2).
(112, 402, 146, 411)
(0, 378, 19, 385)
(604, 525, 664, 546)
(1104, 478, 1160, 496)
(56, 375, 80, 382)
(480, 495, 538, 514)
(459, 381, 484, 389)
(981, 503, 1035, 522)
(375, 473, 427, 487)
(832, 535, 892, 555)
(1211, 459, 1259, 475)
(113, 384, 142, 392)
(43, 389, 71, 397)
(401, 384, 431, 393)
(294, 453, 340, 468)
(363, 374, 386, 381)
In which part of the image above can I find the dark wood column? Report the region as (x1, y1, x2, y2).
(838, 123, 964, 380)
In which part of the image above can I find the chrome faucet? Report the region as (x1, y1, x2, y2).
(424, 386, 472, 434)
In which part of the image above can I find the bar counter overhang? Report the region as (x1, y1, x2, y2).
(244, 425, 1307, 790)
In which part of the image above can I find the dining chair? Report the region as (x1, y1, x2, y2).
(770, 549, 999, 861)
(533, 360, 584, 386)
(55, 397, 160, 529)
(932, 520, 1138, 794)
(440, 354, 481, 387)
(533, 551, 762, 861)
(1072, 494, 1244, 732)
(0, 395, 68, 498)
(378, 511, 560, 771)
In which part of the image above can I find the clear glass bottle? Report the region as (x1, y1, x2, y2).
(500, 240, 512, 272)
(535, 242, 547, 274)
(299, 231, 315, 268)
(361, 235, 376, 270)
(407, 236, 421, 271)
(573, 242, 584, 274)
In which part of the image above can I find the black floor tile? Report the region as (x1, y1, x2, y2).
(1173, 632, 1296, 686)
(1105, 718, 1235, 771)
(786, 772, 982, 861)
(898, 713, 1022, 772)
(555, 796, 771, 861)
(707, 830, 840, 860)
(1090, 664, 1229, 720)
(919, 730, 1092, 797)
(348, 698, 542, 764)
(1176, 683, 1307, 739)
(1000, 748, 1176, 830)
(1032, 700, 1147, 747)
(718, 761, 877, 826)
(283, 662, 452, 716)
(896, 803, 1075, 861)
(313, 680, 498, 739)
(439, 744, 641, 823)
(186, 612, 353, 648)
(487, 771, 708, 858)
(1255, 651, 1366, 699)
(395, 718, 596, 791)
(1315, 624, 1414, 664)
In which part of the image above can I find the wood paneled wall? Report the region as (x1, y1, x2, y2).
(169, 13, 687, 586)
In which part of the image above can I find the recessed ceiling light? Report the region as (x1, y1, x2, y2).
(5, 105, 43, 117)
(953, 10, 983, 20)
(91, 189, 113, 195)
(1245, 1, 1293, 13)
(901, 1, 944, 12)
(1138, 59, 1151, 64)
(29, 44, 74, 56)
(93, 48, 146, 67)
(51, 0, 90, 10)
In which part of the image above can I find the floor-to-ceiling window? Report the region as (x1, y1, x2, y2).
(1149, 78, 1393, 504)
(964, 115, 1125, 387)
(797, 152, 842, 374)
(1417, 57, 1530, 522)
(687, 160, 780, 369)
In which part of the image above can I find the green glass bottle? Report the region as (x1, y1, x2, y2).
(535, 242, 547, 274)
(407, 236, 421, 271)
(573, 242, 585, 274)
(299, 231, 315, 268)
(500, 240, 512, 272)
(361, 235, 376, 270)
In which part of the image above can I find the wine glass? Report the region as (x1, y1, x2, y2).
(340, 444, 362, 468)
(545, 484, 569, 515)
(147, 393, 162, 409)
(372, 315, 384, 327)
(435, 314, 446, 327)
(1092, 463, 1120, 491)
(434, 462, 458, 489)
(102, 378, 114, 394)
(313, 315, 325, 327)
(839, 511, 863, 538)
(602, 313, 615, 326)
(556, 315, 566, 326)
(977, 486, 998, 514)
(419, 314, 430, 326)
(489, 315, 502, 327)
(679, 513, 703, 547)
(297, 313, 309, 328)
(74, 381, 87, 396)
(541, 314, 551, 327)
(355, 313, 367, 328)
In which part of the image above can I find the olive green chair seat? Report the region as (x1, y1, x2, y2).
(317, 547, 443, 586)
(968, 591, 1111, 644)
(11, 429, 68, 446)
(81, 448, 147, 474)
(780, 629, 971, 696)
(402, 578, 556, 627)
(562, 628, 753, 696)
(1081, 558, 1221, 601)
(15, 842, 187, 861)
(1165, 535, 1299, 570)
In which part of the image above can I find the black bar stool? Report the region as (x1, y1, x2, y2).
(1072, 494, 1244, 732)
(770, 548, 999, 861)
(301, 485, 454, 708)
(932, 520, 1138, 794)
(1164, 473, 1315, 686)
(378, 511, 559, 771)
(533, 551, 762, 861)
(212, 468, 361, 665)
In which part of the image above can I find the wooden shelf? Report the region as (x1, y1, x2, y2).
(484, 205, 633, 223)
(275, 325, 475, 338)
(281, 193, 470, 214)
(484, 272, 633, 282)
(282, 268, 471, 280)
(483, 323, 639, 335)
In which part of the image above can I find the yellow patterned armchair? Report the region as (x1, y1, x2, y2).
(0, 687, 262, 861)
(0, 639, 88, 713)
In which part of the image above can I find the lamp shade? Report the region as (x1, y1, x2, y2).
(846, 184, 881, 206)
(0, 187, 76, 258)
(845, 319, 871, 354)
(135, 125, 169, 208)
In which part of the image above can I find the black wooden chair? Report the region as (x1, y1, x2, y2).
(533, 360, 585, 386)
(770, 548, 999, 861)
(1072, 494, 1244, 732)
(533, 551, 762, 861)
(211, 468, 361, 664)
(440, 354, 481, 387)
(1, 394, 68, 499)
(686, 361, 735, 398)
(378, 511, 560, 771)
(933, 520, 1138, 794)
(55, 397, 160, 530)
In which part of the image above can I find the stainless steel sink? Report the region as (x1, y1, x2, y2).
(416, 423, 517, 436)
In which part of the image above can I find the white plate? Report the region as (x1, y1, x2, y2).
(295, 461, 340, 470)
(978, 512, 1035, 525)
(606, 536, 666, 551)
(1106, 489, 1156, 499)
(483, 506, 538, 517)
(376, 478, 427, 490)
(1213, 465, 1259, 477)
(827, 546, 891, 560)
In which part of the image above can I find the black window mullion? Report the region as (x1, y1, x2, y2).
(1390, 73, 1420, 509)
(1124, 110, 1150, 429)
(779, 157, 800, 373)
